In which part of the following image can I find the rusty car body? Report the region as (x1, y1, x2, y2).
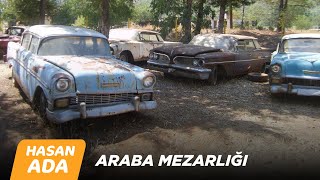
(109, 28, 181, 63)
(0, 26, 27, 60)
(269, 34, 320, 96)
(8, 25, 157, 123)
(147, 33, 273, 85)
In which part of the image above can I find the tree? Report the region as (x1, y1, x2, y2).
(40, 0, 46, 24)
(194, 0, 206, 35)
(277, 0, 288, 33)
(217, 0, 227, 33)
(101, 0, 110, 36)
(1, 0, 56, 25)
(181, 0, 193, 43)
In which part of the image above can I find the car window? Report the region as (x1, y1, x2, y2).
(29, 36, 40, 54)
(38, 36, 111, 56)
(189, 36, 233, 51)
(8, 28, 23, 36)
(282, 38, 320, 53)
(245, 40, 256, 50)
(139, 33, 159, 42)
(237, 39, 256, 51)
(21, 34, 31, 49)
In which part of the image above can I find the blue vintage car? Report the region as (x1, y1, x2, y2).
(269, 34, 320, 96)
(8, 25, 157, 123)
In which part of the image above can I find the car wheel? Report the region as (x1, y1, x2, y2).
(119, 54, 128, 62)
(247, 72, 269, 82)
(207, 66, 218, 85)
(12, 69, 19, 88)
(39, 91, 48, 121)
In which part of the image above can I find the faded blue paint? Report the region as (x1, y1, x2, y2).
(10, 25, 157, 123)
(269, 38, 320, 96)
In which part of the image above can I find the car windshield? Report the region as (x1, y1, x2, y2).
(189, 36, 233, 51)
(282, 38, 320, 53)
(7, 28, 24, 36)
(38, 36, 110, 56)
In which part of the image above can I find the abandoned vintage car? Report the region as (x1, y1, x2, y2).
(148, 34, 273, 85)
(109, 28, 181, 63)
(269, 34, 320, 96)
(0, 26, 27, 60)
(8, 25, 157, 123)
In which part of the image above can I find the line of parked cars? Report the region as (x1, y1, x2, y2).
(5, 25, 320, 124)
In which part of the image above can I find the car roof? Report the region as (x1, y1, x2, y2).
(110, 28, 160, 34)
(282, 33, 320, 40)
(195, 33, 257, 40)
(25, 25, 106, 39)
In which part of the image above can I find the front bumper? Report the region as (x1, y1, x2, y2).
(148, 61, 211, 80)
(270, 84, 320, 96)
(46, 98, 157, 124)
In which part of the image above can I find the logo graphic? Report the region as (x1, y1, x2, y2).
(10, 139, 86, 180)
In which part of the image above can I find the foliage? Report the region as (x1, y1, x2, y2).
(293, 15, 312, 30)
(1, 0, 57, 25)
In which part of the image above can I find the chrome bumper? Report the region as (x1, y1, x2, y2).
(46, 96, 157, 124)
(148, 61, 211, 80)
(270, 84, 320, 96)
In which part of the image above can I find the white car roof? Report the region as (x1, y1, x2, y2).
(26, 25, 106, 39)
(110, 28, 160, 34)
(282, 33, 320, 40)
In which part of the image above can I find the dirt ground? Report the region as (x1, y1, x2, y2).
(1, 30, 320, 178)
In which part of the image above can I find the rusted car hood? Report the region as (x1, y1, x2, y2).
(43, 56, 144, 94)
(152, 44, 221, 58)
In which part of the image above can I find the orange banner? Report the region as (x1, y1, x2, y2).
(10, 139, 86, 180)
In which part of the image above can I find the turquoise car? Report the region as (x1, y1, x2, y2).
(8, 25, 157, 123)
(269, 34, 320, 96)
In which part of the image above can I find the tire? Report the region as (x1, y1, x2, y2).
(39, 91, 48, 121)
(207, 66, 218, 85)
(12, 69, 19, 88)
(119, 52, 133, 63)
(247, 72, 269, 83)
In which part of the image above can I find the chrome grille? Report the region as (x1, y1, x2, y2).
(284, 78, 320, 87)
(70, 93, 137, 106)
(173, 56, 194, 66)
(157, 53, 170, 64)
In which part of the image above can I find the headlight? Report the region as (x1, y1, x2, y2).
(143, 76, 155, 87)
(56, 78, 70, 92)
(271, 64, 281, 73)
(192, 59, 205, 67)
(149, 53, 159, 60)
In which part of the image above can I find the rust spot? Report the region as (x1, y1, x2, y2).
(32, 66, 45, 73)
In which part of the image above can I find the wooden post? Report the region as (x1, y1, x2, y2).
(175, 17, 178, 41)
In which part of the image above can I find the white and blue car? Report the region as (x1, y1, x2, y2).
(8, 25, 157, 123)
(269, 34, 320, 96)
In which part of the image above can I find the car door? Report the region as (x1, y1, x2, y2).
(16, 33, 32, 94)
(26, 35, 40, 97)
(234, 39, 257, 75)
(138, 32, 163, 59)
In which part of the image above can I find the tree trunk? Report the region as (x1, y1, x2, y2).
(194, 0, 206, 35)
(277, 0, 289, 33)
(241, 4, 245, 29)
(217, 0, 227, 34)
(39, 0, 46, 24)
(229, 4, 233, 29)
(181, 0, 193, 43)
(101, 0, 110, 37)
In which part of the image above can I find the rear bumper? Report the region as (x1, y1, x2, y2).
(270, 84, 320, 96)
(148, 61, 211, 80)
(46, 100, 157, 124)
